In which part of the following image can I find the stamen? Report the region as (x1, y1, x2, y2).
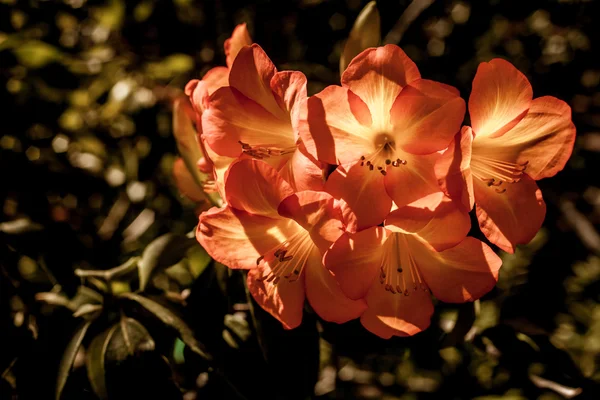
(471, 154, 530, 192)
(255, 231, 314, 284)
(238, 140, 296, 160)
(379, 234, 429, 296)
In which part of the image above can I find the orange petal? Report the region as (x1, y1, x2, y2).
(279, 143, 325, 192)
(384, 152, 441, 208)
(469, 58, 532, 138)
(172, 157, 207, 203)
(300, 85, 373, 165)
(202, 86, 296, 158)
(325, 161, 392, 233)
(185, 79, 209, 116)
(228, 44, 286, 119)
(474, 174, 545, 253)
(391, 79, 465, 155)
(225, 23, 253, 68)
(473, 97, 576, 180)
(224, 159, 294, 218)
(385, 192, 470, 251)
(360, 279, 433, 338)
(202, 66, 229, 97)
(247, 265, 305, 329)
(278, 191, 344, 254)
(202, 139, 236, 200)
(270, 71, 307, 134)
(342, 45, 421, 129)
(410, 236, 502, 303)
(197, 206, 300, 270)
(435, 126, 475, 211)
(324, 227, 389, 300)
(304, 248, 367, 323)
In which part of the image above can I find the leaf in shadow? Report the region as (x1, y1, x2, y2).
(119, 292, 212, 361)
(56, 320, 92, 400)
(138, 233, 196, 291)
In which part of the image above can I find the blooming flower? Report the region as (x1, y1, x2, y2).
(201, 44, 324, 196)
(299, 44, 466, 232)
(173, 24, 252, 203)
(197, 159, 365, 329)
(438, 59, 576, 252)
(325, 192, 502, 338)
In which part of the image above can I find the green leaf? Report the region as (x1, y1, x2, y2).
(86, 324, 118, 400)
(106, 318, 155, 362)
(13, 40, 63, 69)
(119, 292, 212, 361)
(340, 1, 380, 73)
(186, 244, 212, 279)
(441, 302, 477, 348)
(138, 234, 195, 291)
(85, 318, 155, 400)
(56, 320, 92, 400)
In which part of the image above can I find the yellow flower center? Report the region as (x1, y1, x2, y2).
(359, 132, 407, 175)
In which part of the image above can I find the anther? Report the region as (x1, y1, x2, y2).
(380, 170, 387, 176)
(369, 164, 374, 171)
(403, 289, 409, 296)
(256, 255, 264, 265)
(397, 268, 403, 273)
(281, 255, 293, 262)
(360, 156, 366, 160)
(385, 159, 391, 165)
(495, 188, 507, 194)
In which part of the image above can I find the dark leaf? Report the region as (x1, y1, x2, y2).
(106, 317, 155, 362)
(138, 233, 196, 291)
(86, 324, 119, 400)
(441, 302, 477, 348)
(56, 320, 93, 400)
(119, 292, 212, 361)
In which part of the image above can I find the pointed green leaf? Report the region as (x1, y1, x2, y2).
(56, 320, 92, 400)
(340, 1, 380, 73)
(138, 234, 195, 291)
(119, 292, 212, 361)
(86, 324, 119, 400)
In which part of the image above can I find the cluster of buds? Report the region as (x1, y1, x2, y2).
(173, 20, 575, 337)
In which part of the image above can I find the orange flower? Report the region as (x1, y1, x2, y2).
(200, 43, 324, 196)
(173, 24, 252, 203)
(438, 59, 576, 252)
(325, 192, 502, 338)
(197, 159, 365, 329)
(300, 44, 465, 232)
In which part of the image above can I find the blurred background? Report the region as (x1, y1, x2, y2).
(1, 0, 599, 399)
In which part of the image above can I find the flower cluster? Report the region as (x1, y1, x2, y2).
(174, 24, 576, 338)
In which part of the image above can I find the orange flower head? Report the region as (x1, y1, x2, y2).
(197, 159, 365, 329)
(439, 59, 576, 253)
(300, 44, 466, 231)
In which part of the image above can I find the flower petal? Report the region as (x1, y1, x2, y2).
(411, 236, 501, 303)
(300, 85, 374, 165)
(473, 97, 576, 180)
(474, 174, 545, 253)
(228, 44, 286, 119)
(304, 248, 367, 323)
(197, 206, 300, 270)
(385, 192, 470, 251)
(360, 279, 434, 338)
(278, 191, 344, 253)
(270, 71, 307, 135)
(384, 152, 441, 208)
(325, 162, 392, 233)
(172, 157, 207, 203)
(435, 126, 475, 211)
(391, 79, 465, 155)
(279, 143, 325, 192)
(247, 266, 305, 329)
(324, 227, 389, 300)
(202, 139, 236, 200)
(469, 58, 533, 138)
(202, 66, 230, 97)
(224, 159, 295, 218)
(342, 45, 421, 129)
(202, 86, 296, 158)
(225, 23, 253, 68)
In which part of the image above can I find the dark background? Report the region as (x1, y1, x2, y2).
(1, 0, 599, 399)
